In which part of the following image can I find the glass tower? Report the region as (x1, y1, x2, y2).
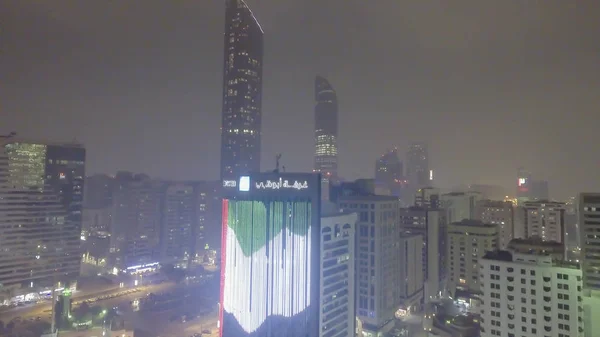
(220, 0, 264, 181)
(314, 76, 338, 180)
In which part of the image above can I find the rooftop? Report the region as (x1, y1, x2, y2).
(338, 195, 398, 201)
(450, 219, 497, 228)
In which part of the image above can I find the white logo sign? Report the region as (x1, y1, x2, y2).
(239, 176, 250, 192)
(255, 178, 309, 191)
(223, 180, 237, 188)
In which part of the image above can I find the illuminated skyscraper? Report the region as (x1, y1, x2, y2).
(314, 76, 338, 200)
(220, 173, 321, 337)
(375, 148, 405, 197)
(220, 0, 264, 180)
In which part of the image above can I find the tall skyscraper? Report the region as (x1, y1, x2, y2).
(220, 0, 264, 180)
(314, 76, 338, 201)
(0, 139, 85, 289)
(220, 173, 321, 337)
(160, 183, 195, 263)
(406, 142, 430, 190)
(579, 193, 600, 292)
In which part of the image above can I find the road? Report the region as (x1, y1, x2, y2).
(0, 282, 176, 322)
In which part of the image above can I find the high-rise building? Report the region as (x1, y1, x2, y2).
(532, 179, 550, 200)
(161, 183, 195, 263)
(374, 148, 405, 198)
(314, 76, 339, 201)
(479, 248, 584, 337)
(399, 207, 446, 301)
(476, 200, 514, 249)
(406, 142, 429, 190)
(220, 173, 321, 337)
(441, 191, 482, 224)
(579, 193, 600, 292)
(84, 174, 114, 209)
(397, 232, 424, 314)
(220, 0, 263, 181)
(0, 140, 85, 289)
(521, 200, 565, 243)
(319, 208, 356, 337)
(516, 168, 550, 203)
(338, 195, 400, 337)
(447, 220, 498, 292)
(111, 175, 163, 267)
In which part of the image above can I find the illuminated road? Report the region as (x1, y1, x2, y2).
(0, 282, 176, 322)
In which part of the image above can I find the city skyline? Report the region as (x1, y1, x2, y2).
(3, 1, 600, 199)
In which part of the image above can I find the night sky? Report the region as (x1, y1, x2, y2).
(2, 0, 599, 199)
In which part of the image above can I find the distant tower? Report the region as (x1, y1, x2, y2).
(314, 76, 338, 200)
(220, 0, 264, 181)
(406, 142, 429, 189)
(375, 148, 404, 196)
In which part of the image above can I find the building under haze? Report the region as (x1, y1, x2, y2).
(160, 183, 195, 264)
(0, 139, 85, 292)
(338, 195, 400, 337)
(476, 200, 514, 249)
(406, 142, 430, 191)
(314, 76, 339, 201)
(521, 200, 565, 243)
(374, 148, 406, 198)
(579, 193, 600, 292)
(220, 173, 321, 337)
(319, 207, 356, 337)
(441, 191, 482, 224)
(447, 220, 498, 293)
(220, 0, 264, 180)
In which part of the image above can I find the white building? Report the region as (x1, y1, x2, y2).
(399, 207, 446, 301)
(476, 200, 514, 249)
(320, 209, 356, 337)
(521, 200, 565, 243)
(447, 220, 498, 292)
(397, 232, 424, 315)
(338, 195, 400, 337)
(441, 191, 482, 224)
(480, 249, 584, 337)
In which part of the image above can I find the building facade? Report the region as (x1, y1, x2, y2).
(319, 210, 356, 337)
(476, 200, 514, 249)
(338, 195, 400, 337)
(579, 193, 600, 292)
(220, 173, 321, 337)
(447, 220, 498, 292)
(521, 200, 565, 243)
(399, 207, 446, 301)
(480, 249, 584, 337)
(314, 76, 338, 201)
(397, 232, 424, 313)
(374, 148, 405, 199)
(220, 0, 263, 180)
(405, 142, 429, 190)
(0, 140, 84, 290)
(161, 184, 195, 263)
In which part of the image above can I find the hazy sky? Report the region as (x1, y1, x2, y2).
(2, 0, 599, 199)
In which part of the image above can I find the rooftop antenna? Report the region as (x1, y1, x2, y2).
(274, 154, 282, 173)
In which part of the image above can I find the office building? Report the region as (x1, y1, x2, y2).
(406, 142, 430, 190)
(521, 200, 565, 243)
(220, 0, 263, 180)
(399, 207, 446, 301)
(314, 76, 339, 201)
(532, 180, 550, 200)
(397, 232, 424, 314)
(338, 195, 400, 337)
(476, 200, 514, 249)
(111, 175, 163, 267)
(441, 191, 482, 224)
(320, 207, 356, 337)
(161, 184, 195, 263)
(579, 193, 600, 291)
(220, 173, 321, 337)
(480, 248, 584, 337)
(0, 140, 84, 290)
(447, 220, 498, 292)
(516, 168, 550, 203)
